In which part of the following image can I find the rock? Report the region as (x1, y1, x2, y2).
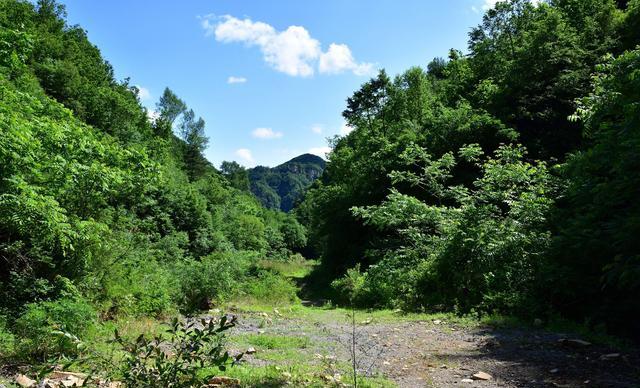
(15, 375, 36, 387)
(433, 319, 442, 325)
(533, 318, 543, 326)
(50, 372, 87, 387)
(383, 361, 391, 366)
(558, 338, 591, 347)
(246, 347, 257, 354)
(257, 329, 265, 334)
(461, 378, 474, 383)
(209, 376, 240, 387)
(600, 353, 620, 360)
(549, 368, 559, 374)
(472, 372, 492, 381)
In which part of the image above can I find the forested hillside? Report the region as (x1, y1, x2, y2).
(249, 154, 326, 212)
(2, 0, 640, 386)
(0, 0, 305, 363)
(299, 0, 640, 338)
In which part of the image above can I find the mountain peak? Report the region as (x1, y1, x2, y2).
(249, 153, 326, 212)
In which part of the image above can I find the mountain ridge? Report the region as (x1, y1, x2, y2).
(249, 153, 325, 212)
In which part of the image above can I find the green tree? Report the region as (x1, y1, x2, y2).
(155, 87, 186, 137)
(553, 49, 640, 336)
(179, 108, 209, 179)
(220, 161, 250, 191)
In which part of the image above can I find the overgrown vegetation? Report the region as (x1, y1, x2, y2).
(0, 0, 304, 370)
(300, 0, 640, 339)
(1, 0, 640, 385)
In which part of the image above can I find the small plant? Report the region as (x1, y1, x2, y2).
(113, 315, 243, 387)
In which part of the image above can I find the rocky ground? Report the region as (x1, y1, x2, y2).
(221, 307, 640, 388)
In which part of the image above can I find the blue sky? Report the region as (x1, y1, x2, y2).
(58, 0, 499, 168)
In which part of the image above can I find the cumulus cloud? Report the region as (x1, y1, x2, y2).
(252, 127, 283, 139)
(308, 146, 332, 159)
(235, 148, 254, 163)
(135, 85, 151, 101)
(227, 76, 247, 84)
(311, 124, 323, 134)
(146, 109, 159, 123)
(202, 15, 374, 77)
(340, 122, 354, 136)
(319, 43, 374, 76)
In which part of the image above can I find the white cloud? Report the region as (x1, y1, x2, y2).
(227, 76, 247, 84)
(146, 109, 159, 122)
(340, 122, 354, 136)
(202, 15, 373, 77)
(235, 148, 254, 163)
(252, 127, 283, 139)
(311, 124, 323, 134)
(135, 85, 151, 101)
(308, 146, 332, 159)
(319, 43, 374, 76)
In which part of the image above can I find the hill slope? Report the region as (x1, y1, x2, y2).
(249, 154, 326, 212)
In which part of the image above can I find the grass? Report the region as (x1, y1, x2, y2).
(203, 364, 396, 387)
(224, 301, 482, 327)
(234, 333, 312, 350)
(257, 258, 318, 279)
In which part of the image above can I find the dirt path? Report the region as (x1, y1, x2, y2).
(217, 307, 639, 388)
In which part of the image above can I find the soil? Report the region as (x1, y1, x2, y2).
(222, 309, 640, 388)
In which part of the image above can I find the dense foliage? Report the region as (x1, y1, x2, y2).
(300, 0, 640, 338)
(0, 0, 304, 362)
(248, 153, 326, 212)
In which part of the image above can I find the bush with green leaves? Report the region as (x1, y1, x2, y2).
(345, 143, 558, 314)
(114, 316, 242, 388)
(243, 269, 299, 305)
(173, 252, 252, 313)
(13, 297, 95, 361)
(0, 314, 16, 358)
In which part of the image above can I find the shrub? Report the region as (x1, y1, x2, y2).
(114, 316, 242, 387)
(0, 315, 16, 358)
(14, 297, 95, 361)
(243, 270, 299, 305)
(331, 264, 368, 305)
(174, 252, 252, 312)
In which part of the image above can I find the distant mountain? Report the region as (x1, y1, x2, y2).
(249, 153, 326, 212)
